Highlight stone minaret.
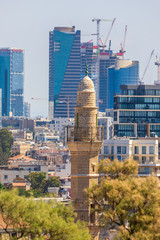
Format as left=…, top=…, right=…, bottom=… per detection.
left=67, top=74, right=103, bottom=240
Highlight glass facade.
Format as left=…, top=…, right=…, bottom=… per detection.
left=49, top=27, right=81, bottom=118
left=114, top=85, right=160, bottom=137
left=108, top=60, right=139, bottom=109
left=98, top=53, right=117, bottom=112
left=81, top=42, right=98, bottom=104
left=0, top=49, right=24, bottom=116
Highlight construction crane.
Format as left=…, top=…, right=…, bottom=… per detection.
left=155, top=55, right=160, bottom=84
left=140, top=49, right=154, bottom=83
left=121, top=25, right=127, bottom=59
left=99, top=18, right=116, bottom=53
left=31, top=97, right=47, bottom=101
left=56, top=96, right=76, bottom=118
left=92, top=18, right=112, bottom=47
left=103, top=18, right=116, bottom=52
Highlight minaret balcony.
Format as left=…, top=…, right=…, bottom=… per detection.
left=67, top=126, right=103, bottom=142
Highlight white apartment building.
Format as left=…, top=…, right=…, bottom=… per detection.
left=100, top=138, right=160, bottom=177
left=98, top=116, right=113, bottom=140
left=48, top=118, right=74, bottom=135
left=0, top=164, right=48, bottom=185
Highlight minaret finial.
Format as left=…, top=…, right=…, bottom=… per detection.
left=85, top=64, right=89, bottom=76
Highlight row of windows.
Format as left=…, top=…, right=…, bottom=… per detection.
left=104, top=146, right=127, bottom=154
left=119, top=111, right=160, bottom=117
left=117, top=97, right=160, bottom=103
left=134, top=146, right=154, bottom=154
left=121, top=89, right=160, bottom=96
left=119, top=117, right=160, bottom=124
left=104, top=145, right=154, bottom=156
left=134, top=156, right=154, bottom=163
left=115, top=103, right=160, bottom=110
left=114, top=124, right=134, bottom=130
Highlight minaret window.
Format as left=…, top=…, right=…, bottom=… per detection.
left=76, top=113, right=78, bottom=127
left=91, top=163, right=96, bottom=172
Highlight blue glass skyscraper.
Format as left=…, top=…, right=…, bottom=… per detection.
left=81, top=42, right=98, bottom=104
left=0, top=48, right=24, bottom=116
left=98, top=51, right=117, bottom=112
left=49, top=26, right=81, bottom=118
left=108, top=59, right=139, bottom=109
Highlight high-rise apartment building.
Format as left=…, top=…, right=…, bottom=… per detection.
left=114, top=84, right=160, bottom=137
left=108, top=59, right=139, bottom=108
left=49, top=26, right=81, bottom=119
left=98, top=51, right=117, bottom=112
left=81, top=42, right=98, bottom=96
left=24, top=102, right=30, bottom=118
left=0, top=48, right=24, bottom=116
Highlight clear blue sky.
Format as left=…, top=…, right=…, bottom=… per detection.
left=0, top=0, right=160, bottom=117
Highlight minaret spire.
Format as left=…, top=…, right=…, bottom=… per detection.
left=85, top=64, right=89, bottom=76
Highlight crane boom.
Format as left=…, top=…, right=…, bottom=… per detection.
left=104, top=18, right=116, bottom=47
left=142, top=50, right=154, bottom=81
left=123, top=25, right=127, bottom=53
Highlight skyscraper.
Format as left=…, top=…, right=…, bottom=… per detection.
left=108, top=59, right=139, bottom=108
left=24, top=102, right=30, bottom=118
left=98, top=51, right=117, bottom=112
left=0, top=48, right=24, bottom=116
left=49, top=26, right=81, bottom=119
left=81, top=42, right=98, bottom=103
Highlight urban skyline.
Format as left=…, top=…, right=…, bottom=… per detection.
left=0, top=0, right=160, bottom=117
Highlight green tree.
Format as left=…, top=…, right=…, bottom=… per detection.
left=87, top=159, right=160, bottom=240
left=41, top=176, right=61, bottom=193
left=0, top=128, right=14, bottom=154
left=0, top=190, right=91, bottom=240
left=0, top=128, right=14, bottom=165
left=0, top=151, right=10, bottom=165
left=26, top=172, right=46, bottom=190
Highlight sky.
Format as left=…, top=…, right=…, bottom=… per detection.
left=0, top=0, right=160, bottom=118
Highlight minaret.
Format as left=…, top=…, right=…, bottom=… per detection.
left=67, top=70, right=103, bottom=240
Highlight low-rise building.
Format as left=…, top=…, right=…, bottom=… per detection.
left=0, top=163, right=48, bottom=185
left=11, top=142, right=31, bottom=155
left=100, top=138, right=160, bottom=178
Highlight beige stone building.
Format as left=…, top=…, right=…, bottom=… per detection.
left=67, top=75, right=103, bottom=240
left=11, top=142, right=31, bottom=155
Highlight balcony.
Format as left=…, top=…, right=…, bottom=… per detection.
left=67, top=126, right=103, bottom=142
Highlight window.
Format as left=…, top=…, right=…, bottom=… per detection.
left=92, top=165, right=95, bottom=172
left=104, top=146, right=109, bottom=154
left=149, top=156, right=154, bottom=162
left=122, top=146, right=126, bottom=154
left=117, top=146, right=121, bottom=154
left=142, top=146, right=146, bottom=154
left=117, top=155, right=121, bottom=161
left=149, top=146, right=154, bottom=154
left=142, top=156, right=146, bottom=164
left=111, top=146, right=114, bottom=154
left=4, top=175, right=8, bottom=180
left=90, top=204, right=95, bottom=224
left=134, top=146, right=139, bottom=154
left=16, top=175, right=19, bottom=178
left=134, top=156, right=139, bottom=161
left=111, top=156, right=114, bottom=161
left=114, top=112, right=117, bottom=121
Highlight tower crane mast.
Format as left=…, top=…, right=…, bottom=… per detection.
left=92, top=18, right=112, bottom=47
left=155, top=55, right=160, bottom=84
